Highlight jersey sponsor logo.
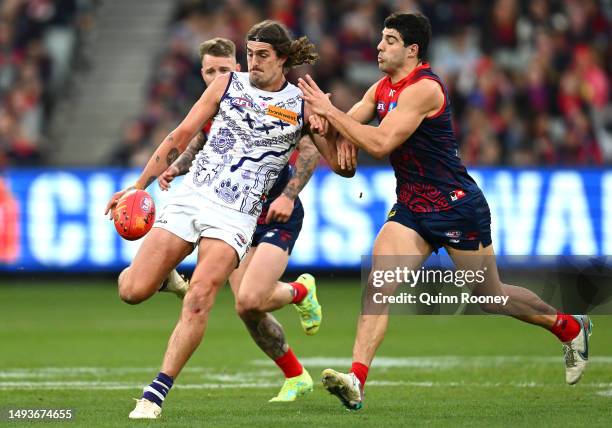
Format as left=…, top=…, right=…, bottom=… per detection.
left=235, top=233, right=248, bottom=246
left=449, top=189, right=466, bottom=202
left=266, top=105, right=298, bottom=125
left=231, top=97, right=253, bottom=109
left=388, top=102, right=397, bottom=112
left=445, top=230, right=462, bottom=239
left=389, top=89, right=396, bottom=97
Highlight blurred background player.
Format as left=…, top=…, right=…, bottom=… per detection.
left=104, top=20, right=320, bottom=419
left=300, top=12, right=593, bottom=410
left=157, top=37, right=323, bottom=403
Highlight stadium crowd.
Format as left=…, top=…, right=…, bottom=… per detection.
left=0, top=0, right=97, bottom=167
left=3, top=1, right=609, bottom=168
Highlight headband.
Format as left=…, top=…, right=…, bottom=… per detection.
left=247, top=35, right=277, bottom=44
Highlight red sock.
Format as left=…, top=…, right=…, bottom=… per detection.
left=290, top=281, right=308, bottom=304
left=550, top=313, right=581, bottom=342
left=274, top=348, right=303, bottom=378
left=350, top=362, right=369, bottom=387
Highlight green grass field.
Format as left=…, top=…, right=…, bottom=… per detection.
left=1, top=278, right=611, bottom=427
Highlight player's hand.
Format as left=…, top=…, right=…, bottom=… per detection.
left=309, top=114, right=329, bottom=135
left=104, top=186, right=135, bottom=219
left=158, top=165, right=180, bottom=191
left=298, top=75, right=334, bottom=117
left=265, top=194, right=294, bottom=224
left=338, top=139, right=358, bottom=170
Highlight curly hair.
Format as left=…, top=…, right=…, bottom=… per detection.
left=246, top=20, right=318, bottom=69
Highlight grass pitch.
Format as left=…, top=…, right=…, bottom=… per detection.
left=1, top=278, right=611, bottom=427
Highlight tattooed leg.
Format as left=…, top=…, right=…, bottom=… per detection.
left=241, top=313, right=289, bottom=360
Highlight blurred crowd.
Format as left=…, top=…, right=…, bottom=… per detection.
left=57, top=1, right=612, bottom=167
left=0, top=0, right=97, bottom=167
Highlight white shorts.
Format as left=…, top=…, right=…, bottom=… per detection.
left=153, top=186, right=257, bottom=262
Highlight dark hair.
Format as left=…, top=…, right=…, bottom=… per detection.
left=199, top=37, right=236, bottom=60
left=383, top=12, right=432, bottom=60
left=246, top=20, right=318, bottom=69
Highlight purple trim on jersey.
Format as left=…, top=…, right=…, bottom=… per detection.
left=219, top=72, right=234, bottom=102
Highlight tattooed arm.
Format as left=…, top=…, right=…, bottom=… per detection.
left=158, top=131, right=207, bottom=191
left=264, top=135, right=320, bottom=224
left=283, top=135, right=320, bottom=200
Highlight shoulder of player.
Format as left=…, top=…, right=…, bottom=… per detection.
left=204, top=72, right=233, bottom=100
left=365, top=78, right=385, bottom=101
left=396, top=78, right=443, bottom=111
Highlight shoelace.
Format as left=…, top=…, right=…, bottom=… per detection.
left=563, top=344, right=577, bottom=367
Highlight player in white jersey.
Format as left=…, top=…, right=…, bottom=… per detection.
left=104, top=21, right=323, bottom=419
left=158, top=37, right=324, bottom=403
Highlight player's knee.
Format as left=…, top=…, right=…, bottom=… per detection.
left=235, top=292, right=266, bottom=318
left=184, top=280, right=222, bottom=317
left=118, top=269, right=141, bottom=304
left=117, top=267, right=158, bottom=305
left=118, top=286, right=148, bottom=305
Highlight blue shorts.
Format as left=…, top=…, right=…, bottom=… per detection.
left=386, top=192, right=492, bottom=251
left=252, top=198, right=304, bottom=255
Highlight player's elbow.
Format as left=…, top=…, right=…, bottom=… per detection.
left=328, top=161, right=356, bottom=177
left=369, top=145, right=389, bottom=159
left=169, top=127, right=192, bottom=150
left=370, top=138, right=396, bottom=159
left=334, top=167, right=356, bottom=178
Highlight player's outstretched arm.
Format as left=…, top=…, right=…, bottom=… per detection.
left=299, top=74, right=443, bottom=159
left=158, top=132, right=207, bottom=191
left=104, top=73, right=229, bottom=216
left=304, top=79, right=379, bottom=173
left=306, top=109, right=356, bottom=177
left=308, top=129, right=352, bottom=177
left=265, top=135, right=321, bottom=223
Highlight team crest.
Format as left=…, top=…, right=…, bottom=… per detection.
left=210, top=128, right=236, bottom=155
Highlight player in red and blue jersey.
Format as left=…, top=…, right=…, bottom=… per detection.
left=155, top=37, right=322, bottom=405
left=299, top=12, right=592, bottom=410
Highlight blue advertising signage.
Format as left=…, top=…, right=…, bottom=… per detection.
left=0, top=167, right=611, bottom=272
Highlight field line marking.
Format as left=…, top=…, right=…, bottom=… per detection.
left=2, top=380, right=612, bottom=391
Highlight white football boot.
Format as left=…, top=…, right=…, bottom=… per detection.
left=128, top=398, right=161, bottom=419
left=321, top=369, right=364, bottom=410
left=159, top=269, right=189, bottom=299
left=563, top=315, right=593, bottom=385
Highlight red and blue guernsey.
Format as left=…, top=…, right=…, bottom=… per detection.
left=375, top=63, right=481, bottom=213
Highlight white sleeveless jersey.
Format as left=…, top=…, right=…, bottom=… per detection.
left=183, top=72, right=304, bottom=216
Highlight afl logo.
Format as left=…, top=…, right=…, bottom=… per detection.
left=231, top=97, right=253, bottom=109
left=141, top=197, right=152, bottom=213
